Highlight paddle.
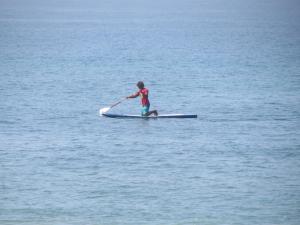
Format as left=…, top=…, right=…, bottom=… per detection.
left=99, top=98, right=126, bottom=115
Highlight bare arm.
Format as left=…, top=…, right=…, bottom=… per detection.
left=127, top=92, right=139, bottom=99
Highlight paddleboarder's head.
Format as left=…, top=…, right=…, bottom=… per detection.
left=137, top=81, right=144, bottom=89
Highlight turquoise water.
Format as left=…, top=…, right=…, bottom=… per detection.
left=1, top=0, right=300, bottom=224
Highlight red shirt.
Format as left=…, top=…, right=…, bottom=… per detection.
left=136, top=88, right=150, bottom=106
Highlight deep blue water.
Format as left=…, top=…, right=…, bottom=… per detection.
left=1, top=0, right=300, bottom=224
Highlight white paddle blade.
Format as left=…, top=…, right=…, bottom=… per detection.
left=99, top=107, right=110, bottom=115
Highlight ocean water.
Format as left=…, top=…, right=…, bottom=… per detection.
left=1, top=0, right=300, bottom=224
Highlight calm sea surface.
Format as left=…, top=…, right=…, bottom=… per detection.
left=1, top=0, right=300, bottom=224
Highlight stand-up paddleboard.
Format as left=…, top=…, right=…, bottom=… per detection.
left=102, top=113, right=197, bottom=119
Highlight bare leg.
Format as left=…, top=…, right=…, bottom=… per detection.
left=145, top=110, right=158, bottom=117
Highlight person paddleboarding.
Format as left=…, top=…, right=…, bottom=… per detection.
left=127, top=81, right=158, bottom=116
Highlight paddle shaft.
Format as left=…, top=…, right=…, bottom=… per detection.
left=110, top=99, right=125, bottom=109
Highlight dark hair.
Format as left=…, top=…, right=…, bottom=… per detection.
left=136, top=81, right=144, bottom=89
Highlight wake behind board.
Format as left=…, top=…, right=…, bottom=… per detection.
left=102, top=113, right=197, bottom=119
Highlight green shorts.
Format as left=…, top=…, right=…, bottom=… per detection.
left=141, top=105, right=150, bottom=116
